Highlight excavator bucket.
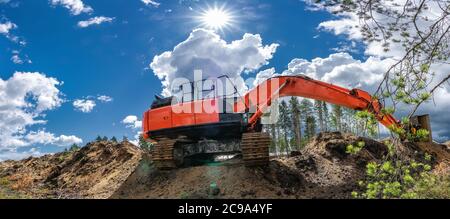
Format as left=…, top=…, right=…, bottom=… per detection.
left=410, top=114, right=432, bottom=142
left=409, top=115, right=449, bottom=163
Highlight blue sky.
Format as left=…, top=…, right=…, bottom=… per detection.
left=1, top=0, right=448, bottom=159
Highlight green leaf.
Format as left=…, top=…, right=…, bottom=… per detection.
left=420, top=64, right=430, bottom=73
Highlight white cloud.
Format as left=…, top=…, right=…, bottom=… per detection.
left=25, top=130, right=82, bottom=147
left=0, top=20, right=25, bottom=45
left=0, top=72, right=82, bottom=150
left=72, top=95, right=112, bottom=113
left=73, top=99, right=96, bottom=113
left=50, top=0, right=93, bottom=15
left=0, top=148, right=47, bottom=162
left=11, top=53, right=23, bottom=64
left=97, top=95, right=113, bottom=103
left=10, top=50, right=31, bottom=65
left=318, top=12, right=362, bottom=41
left=0, top=21, right=16, bottom=34
left=255, top=53, right=395, bottom=92
left=77, top=16, right=115, bottom=28
left=122, top=115, right=142, bottom=129
left=283, top=53, right=396, bottom=91
left=254, top=68, right=276, bottom=86
left=150, top=28, right=279, bottom=96
left=141, top=0, right=160, bottom=7
left=122, top=115, right=142, bottom=146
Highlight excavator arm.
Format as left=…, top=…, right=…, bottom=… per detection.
left=234, top=75, right=399, bottom=131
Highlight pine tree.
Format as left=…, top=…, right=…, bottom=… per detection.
left=69, top=143, right=80, bottom=152
left=322, top=101, right=329, bottom=132
left=289, top=97, right=302, bottom=150
left=278, top=100, right=291, bottom=155
left=305, top=116, right=317, bottom=139
left=122, top=136, right=129, bottom=142
left=314, top=100, right=325, bottom=132
left=300, top=99, right=315, bottom=141
left=111, top=136, right=118, bottom=143
left=102, top=136, right=108, bottom=142
left=270, top=123, right=277, bottom=155
left=342, top=108, right=357, bottom=133
left=332, top=105, right=343, bottom=131
left=275, top=122, right=281, bottom=156
left=96, top=135, right=102, bottom=142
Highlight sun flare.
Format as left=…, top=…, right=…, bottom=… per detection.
left=199, top=7, right=234, bottom=30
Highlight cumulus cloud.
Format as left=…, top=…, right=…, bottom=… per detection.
left=0, top=72, right=82, bottom=149
left=253, top=68, right=276, bottom=86
left=255, top=53, right=395, bottom=91
left=50, top=0, right=93, bottom=15
left=122, top=115, right=142, bottom=130
left=25, top=130, right=82, bottom=147
left=122, top=115, right=142, bottom=146
left=142, top=0, right=160, bottom=7
left=77, top=16, right=115, bottom=28
left=283, top=53, right=396, bottom=91
left=150, top=28, right=279, bottom=96
left=73, top=99, right=96, bottom=113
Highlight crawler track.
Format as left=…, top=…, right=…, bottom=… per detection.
left=151, top=139, right=178, bottom=170
left=241, top=132, right=271, bottom=166
left=151, top=133, right=271, bottom=170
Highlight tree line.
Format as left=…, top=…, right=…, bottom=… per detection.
left=264, top=97, right=378, bottom=155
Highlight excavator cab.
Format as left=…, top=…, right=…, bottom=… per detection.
left=151, top=95, right=173, bottom=109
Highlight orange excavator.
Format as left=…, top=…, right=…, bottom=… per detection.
left=142, top=75, right=428, bottom=170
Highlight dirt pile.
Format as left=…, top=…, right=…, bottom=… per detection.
left=1, top=132, right=447, bottom=199
left=111, top=158, right=305, bottom=199
left=112, top=132, right=390, bottom=199
left=0, top=140, right=141, bottom=198
left=445, top=141, right=450, bottom=147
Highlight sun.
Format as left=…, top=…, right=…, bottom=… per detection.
left=198, top=6, right=235, bottom=31
left=201, top=8, right=231, bottom=29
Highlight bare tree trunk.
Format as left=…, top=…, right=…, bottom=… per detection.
left=283, top=130, right=289, bottom=156
left=292, top=113, right=301, bottom=150
left=322, top=101, right=329, bottom=132
left=315, top=100, right=325, bottom=132
left=275, top=125, right=281, bottom=157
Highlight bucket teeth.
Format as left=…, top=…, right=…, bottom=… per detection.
left=241, top=132, right=271, bottom=167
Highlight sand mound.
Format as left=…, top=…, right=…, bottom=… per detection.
left=0, top=141, right=141, bottom=198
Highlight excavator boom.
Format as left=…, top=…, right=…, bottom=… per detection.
left=234, top=75, right=399, bottom=131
